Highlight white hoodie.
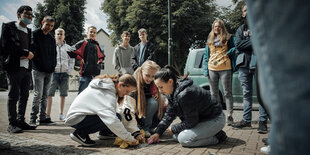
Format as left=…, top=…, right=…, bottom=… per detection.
left=65, top=78, right=134, bottom=142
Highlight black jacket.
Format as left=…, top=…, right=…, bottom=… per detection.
left=131, top=41, right=157, bottom=70
left=32, top=29, right=57, bottom=73
left=235, top=23, right=253, bottom=68
left=155, top=78, right=222, bottom=135
left=0, top=21, right=32, bottom=72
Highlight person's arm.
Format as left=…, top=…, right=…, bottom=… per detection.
left=202, top=45, right=210, bottom=77
left=170, top=90, right=200, bottom=135
left=112, top=48, right=121, bottom=74
left=154, top=99, right=177, bottom=136
left=146, top=42, right=157, bottom=61
left=235, top=26, right=252, bottom=54
left=131, top=46, right=139, bottom=71
left=97, top=105, right=135, bottom=142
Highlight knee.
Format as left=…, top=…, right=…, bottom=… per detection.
left=177, top=130, right=196, bottom=147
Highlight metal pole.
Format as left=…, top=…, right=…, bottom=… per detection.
left=168, top=0, right=173, bottom=65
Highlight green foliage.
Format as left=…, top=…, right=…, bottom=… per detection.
left=33, top=0, right=86, bottom=45
left=102, top=0, right=216, bottom=73
left=216, top=0, right=245, bottom=35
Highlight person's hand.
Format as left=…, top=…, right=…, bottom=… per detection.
left=136, top=134, right=144, bottom=142
left=129, top=139, right=138, bottom=146
left=152, top=93, right=158, bottom=99
left=27, top=51, right=34, bottom=60
left=97, top=60, right=101, bottom=64
left=81, top=59, right=84, bottom=64
left=166, top=127, right=173, bottom=136
left=148, top=133, right=160, bottom=144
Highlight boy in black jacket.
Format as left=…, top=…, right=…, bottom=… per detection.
left=29, top=16, right=57, bottom=126
left=0, top=5, right=36, bottom=133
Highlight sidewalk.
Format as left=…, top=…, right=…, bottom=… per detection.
left=0, top=91, right=268, bottom=155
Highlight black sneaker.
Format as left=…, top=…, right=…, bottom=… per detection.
left=257, top=121, right=268, bottom=134
left=262, top=138, right=269, bottom=145
left=227, top=116, right=234, bottom=126
left=29, top=120, right=37, bottom=126
left=70, top=131, right=96, bottom=146
left=232, top=120, right=252, bottom=129
left=7, top=125, right=23, bottom=133
left=17, top=121, right=37, bottom=130
left=215, top=130, right=227, bottom=143
left=39, top=118, right=56, bottom=125
left=98, top=132, right=116, bottom=140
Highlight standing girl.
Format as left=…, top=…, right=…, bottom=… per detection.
left=202, top=19, right=236, bottom=126
left=149, top=66, right=227, bottom=147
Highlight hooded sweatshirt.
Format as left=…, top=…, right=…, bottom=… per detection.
left=112, top=45, right=135, bottom=75
left=65, top=78, right=134, bottom=142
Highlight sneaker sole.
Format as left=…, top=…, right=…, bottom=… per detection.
left=98, top=135, right=116, bottom=140
left=70, top=133, right=96, bottom=146
left=39, top=122, right=57, bottom=126
left=257, top=130, right=268, bottom=134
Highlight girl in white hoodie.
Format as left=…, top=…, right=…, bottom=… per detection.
left=65, top=74, right=138, bottom=146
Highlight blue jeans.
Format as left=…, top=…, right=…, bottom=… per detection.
left=7, top=68, right=31, bottom=125
left=30, top=70, right=52, bottom=121
left=208, top=70, right=234, bottom=115
left=141, top=97, right=159, bottom=131
left=247, top=1, right=310, bottom=154
left=238, top=68, right=267, bottom=122
left=48, top=73, right=69, bottom=96
left=173, top=112, right=225, bottom=147
left=78, top=76, right=92, bottom=94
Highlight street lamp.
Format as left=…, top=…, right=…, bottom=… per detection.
left=168, top=0, right=173, bottom=65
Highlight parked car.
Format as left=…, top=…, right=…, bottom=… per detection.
left=184, top=48, right=257, bottom=109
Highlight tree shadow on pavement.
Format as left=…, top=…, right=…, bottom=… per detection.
left=25, top=128, right=74, bottom=135
left=1, top=144, right=100, bottom=155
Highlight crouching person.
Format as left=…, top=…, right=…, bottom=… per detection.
left=64, top=74, right=138, bottom=146
left=148, top=65, right=227, bottom=147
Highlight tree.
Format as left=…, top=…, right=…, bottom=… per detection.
left=33, top=0, right=86, bottom=45
left=216, top=0, right=245, bottom=34
left=102, top=0, right=216, bottom=73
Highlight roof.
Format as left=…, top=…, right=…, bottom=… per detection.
left=97, top=28, right=110, bottom=37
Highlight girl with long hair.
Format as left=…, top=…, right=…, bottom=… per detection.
left=203, top=19, right=236, bottom=126
left=133, top=60, right=163, bottom=137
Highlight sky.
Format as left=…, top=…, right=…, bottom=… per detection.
left=0, top=0, right=233, bottom=34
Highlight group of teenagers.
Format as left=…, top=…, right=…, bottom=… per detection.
left=1, top=4, right=269, bottom=149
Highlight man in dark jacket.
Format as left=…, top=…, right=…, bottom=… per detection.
left=131, top=28, right=157, bottom=71
left=29, top=16, right=57, bottom=126
left=0, top=5, right=36, bottom=133
left=233, top=4, right=268, bottom=133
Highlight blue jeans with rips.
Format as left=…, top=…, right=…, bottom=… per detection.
left=246, top=0, right=310, bottom=154
left=30, top=70, right=52, bottom=121
left=238, top=68, right=267, bottom=123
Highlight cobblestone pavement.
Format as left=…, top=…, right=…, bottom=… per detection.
left=0, top=91, right=269, bottom=155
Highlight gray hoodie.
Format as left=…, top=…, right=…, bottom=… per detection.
left=112, top=45, right=135, bottom=75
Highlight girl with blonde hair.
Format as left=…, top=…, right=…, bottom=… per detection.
left=133, top=60, right=163, bottom=137
left=203, top=19, right=236, bottom=126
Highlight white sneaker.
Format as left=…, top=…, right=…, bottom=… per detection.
left=261, top=145, right=270, bottom=154
left=59, top=114, right=65, bottom=121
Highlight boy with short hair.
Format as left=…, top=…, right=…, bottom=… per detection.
left=68, top=26, right=105, bottom=94
left=131, top=28, right=157, bottom=71
left=46, top=28, right=75, bottom=121
left=113, top=31, right=135, bottom=75
left=29, top=16, right=57, bottom=126
left=0, top=5, right=36, bottom=133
